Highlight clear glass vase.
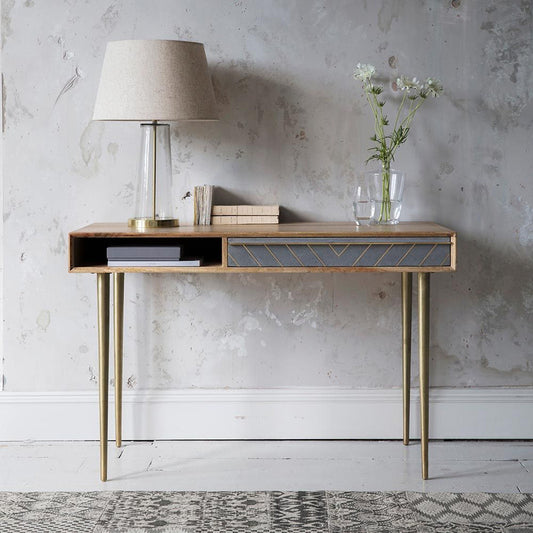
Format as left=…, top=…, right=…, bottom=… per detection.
left=365, top=166, right=405, bottom=225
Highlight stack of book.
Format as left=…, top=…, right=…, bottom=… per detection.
left=107, top=246, right=202, bottom=267
left=211, top=205, right=279, bottom=225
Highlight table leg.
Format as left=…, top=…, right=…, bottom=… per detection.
left=97, top=273, right=110, bottom=482
left=401, top=272, right=412, bottom=445
left=418, top=272, right=430, bottom=480
left=113, top=273, right=124, bottom=448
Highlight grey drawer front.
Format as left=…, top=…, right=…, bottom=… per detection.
left=227, top=237, right=451, bottom=268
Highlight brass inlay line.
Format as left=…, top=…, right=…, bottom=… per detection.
left=396, top=244, right=416, bottom=266
left=286, top=244, right=305, bottom=267
left=375, top=244, right=394, bottom=266
left=228, top=251, right=240, bottom=267
left=352, top=244, right=372, bottom=266
left=420, top=244, right=438, bottom=266
left=229, top=240, right=450, bottom=246
left=242, top=244, right=262, bottom=266
left=307, top=244, right=326, bottom=266
left=440, top=252, right=451, bottom=266
left=329, top=244, right=349, bottom=257
left=264, top=244, right=283, bottom=267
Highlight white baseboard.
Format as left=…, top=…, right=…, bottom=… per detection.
left=0, top=387, right=531, bottom=441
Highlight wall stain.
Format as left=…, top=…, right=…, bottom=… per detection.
left=1, top=0, right=15, bottom=47
left=275, top=95, right=305, bottom=132
left=5, top=83, right=34, bottom=128
left=100, top=2, right=121, bottom=33
left=79, top=121, right=104, bottom=172
left=480, top=2, right=531, bottom=129
left=518, top=204, right=533, bottom=247
left=378, top=1, right=400, bottom=33
left=36, top=310, right=50, bottom=332
left=51, top=232, right=66, bottom=255
left=107, top=142, right=119, bottom=157
left=116, top=181, right=134, bottom=206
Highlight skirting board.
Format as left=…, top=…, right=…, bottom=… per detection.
left=0, top=387, right=532, bottom=441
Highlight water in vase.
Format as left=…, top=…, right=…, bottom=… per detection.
left=373, top=200, right=402, bottom=224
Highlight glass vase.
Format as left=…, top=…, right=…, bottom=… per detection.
left=366, top=165, right=405, bottom=225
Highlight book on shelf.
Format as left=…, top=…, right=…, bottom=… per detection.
left=212, top=205, right=279, bottom=216
left=107, top=258, right=202, bottom=267
left=194, top=185, right=213, bottom=225
left=106, top=246, right=181, bottom=261
left=211, top=215, right=279, bottom=225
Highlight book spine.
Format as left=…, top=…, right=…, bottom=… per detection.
left=211, top=215, right=279, bottom=225
left=195, top=185, right=213, bottom=225
left=211, top=215, right=238, bottom=224
left=212, top=205, right=279, bottom=216
left=212, top=205, right=238, bottom=215
left=237, top=205, right=279, bottom=216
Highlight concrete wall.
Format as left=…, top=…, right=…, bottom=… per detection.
left=1, top=0, right=532, bottom=395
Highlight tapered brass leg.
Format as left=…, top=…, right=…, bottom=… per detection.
left=418, top=272, right=430, bottom=480
left=402, top=272, right=412, bottom=445
left=114, top=273, right=124, bottom=448
left=97, top=273, right=110, bottom=482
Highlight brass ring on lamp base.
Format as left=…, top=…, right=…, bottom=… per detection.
left=128, top=218, right=180, bottom=229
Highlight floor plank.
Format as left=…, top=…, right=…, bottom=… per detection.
left=0, top=441, right=530, bottom=492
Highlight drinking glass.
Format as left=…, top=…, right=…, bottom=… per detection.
left=353, top=176, right=375, bottom=226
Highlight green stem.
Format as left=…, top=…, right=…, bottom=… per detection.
left=379, top=160, right=391, bottom=223
left=401, top=98, right=424, bottom=130
left=393, top=91, right=409, bottom=134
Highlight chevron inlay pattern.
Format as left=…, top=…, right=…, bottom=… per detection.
left=228, top=237, right=451, bottom=268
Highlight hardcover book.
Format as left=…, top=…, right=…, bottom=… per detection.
left=211, top=215, right=279, bottom=225
left=211, top=205, right=279, bottom=216
left=106, top=246, right=181, bottom=260
left=107, top=258, right=202, bottom=267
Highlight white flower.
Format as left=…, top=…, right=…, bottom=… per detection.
left=354, top=63, right=376, bottom=82
left=424, top=78, right=443, bottom=97
left=396, top=75, right=421, bottom=91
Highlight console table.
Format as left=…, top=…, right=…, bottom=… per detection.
left=68, top=222, right=456, bottom=481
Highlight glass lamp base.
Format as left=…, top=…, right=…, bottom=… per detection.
left=128, top=218, right=180, bottom=229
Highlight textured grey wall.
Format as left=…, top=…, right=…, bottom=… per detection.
left=1, top=0, right=532, bottom=392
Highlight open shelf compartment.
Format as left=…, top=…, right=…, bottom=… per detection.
left=69, top=236, right=223, bottom=270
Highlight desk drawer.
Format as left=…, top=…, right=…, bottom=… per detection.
left=227, top=237, right=452, bottom=268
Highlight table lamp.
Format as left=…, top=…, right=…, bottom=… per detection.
left=93, top=40, right=218, bottom=228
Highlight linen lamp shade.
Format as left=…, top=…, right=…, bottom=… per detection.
left=93, top=40, right=218, bottom=121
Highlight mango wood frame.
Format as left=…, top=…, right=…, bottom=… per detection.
left=69, top=222, right=457, bottom=481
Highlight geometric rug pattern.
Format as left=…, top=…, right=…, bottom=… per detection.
left=1, top=491, right=533, bottom=532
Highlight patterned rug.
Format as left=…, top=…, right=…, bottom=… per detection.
left=1, top=491, right=533, bottom=532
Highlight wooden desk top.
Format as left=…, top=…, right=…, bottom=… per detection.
left=71, top=221, right=455, bottom=238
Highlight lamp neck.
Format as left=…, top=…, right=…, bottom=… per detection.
left=140, top=121, right=169, bottom=127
